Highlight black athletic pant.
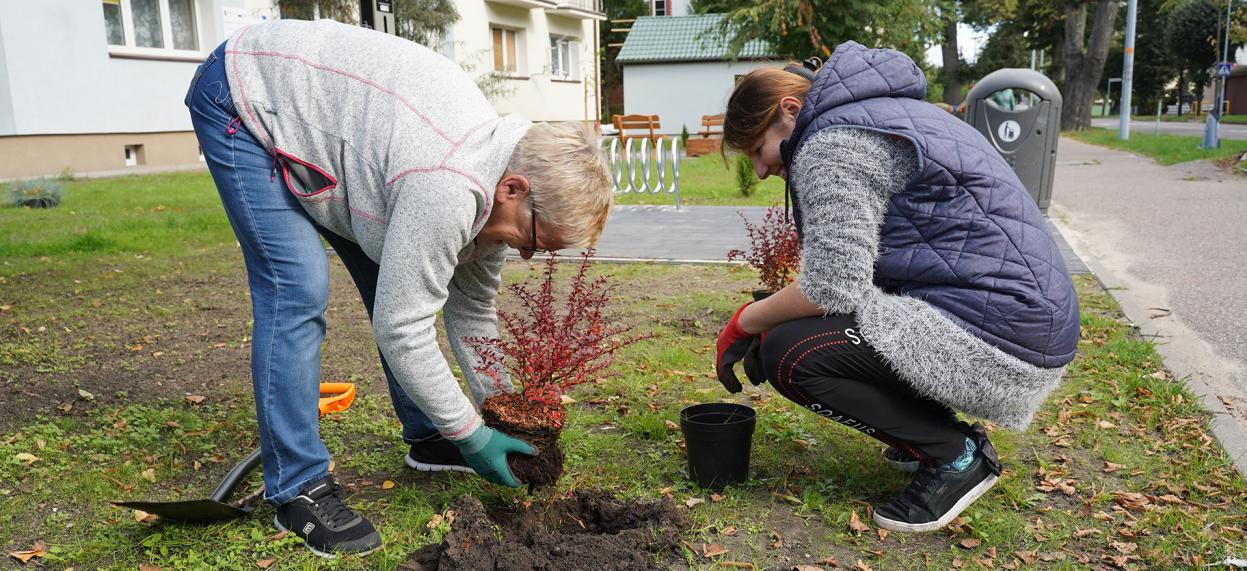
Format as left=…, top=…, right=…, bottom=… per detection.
left=759, top=314, right=971, bottom=465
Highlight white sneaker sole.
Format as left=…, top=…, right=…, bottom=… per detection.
left=404, top=453, right=476, bottom=474
left=873, top=474, right=999, bottom=533
left=274, top=515, right=382, bottom=559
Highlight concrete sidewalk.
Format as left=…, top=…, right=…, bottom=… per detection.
left=574, top=204, right=1087, bottom=274
left=1050, top=137, right=1247, bottom=476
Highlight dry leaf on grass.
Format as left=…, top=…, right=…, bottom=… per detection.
left=664, top=420, right=680, bottom=431
left=792, top=566, right=824, bottom=571
left=138, top=565, right=161, bottom=571
left=14, top=453, right=38, bottom=465
left=684, top=497, right=705, bottom=508
left=958, top=538, right=982, bottom=549
left=1103, top=461, right=1125, bottom=473
left=701, top=543, right=728, bottom=558
left=8, top=541, right=48, bottom=563
left=141, top=468, right=156, bottom=482
left=852, top=560, right=873, bottom=571
left=720, top=525, right=737, bottom=536
left=719, top=563, right=756, bottom=570
left=848, top=510, right=871, bottom=533
left=710, top=493, right=724, bottom=502
left=255, top=560, right=274, bottom=568
left=1073, top=528, right=1101, bottom=538
left=133, top=509, right=157, bottom=523
left=78, top=389, right=95, bottom=400
left=816, top=556, right=839, bottom=567
left=185, top=395, right=206, bottom=405
left=1014, top=550, right=1038, bottom=565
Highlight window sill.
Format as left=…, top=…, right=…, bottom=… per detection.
left=109, top=45, right=206, bottom=63
left=550, top=78, right=581, bottom=84
left=501, top=74, right=532, bottom=80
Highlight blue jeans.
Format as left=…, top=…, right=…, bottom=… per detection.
left=186, top=43, right=438, bottom=505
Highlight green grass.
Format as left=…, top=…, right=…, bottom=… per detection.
left=1104, top=114, right=1247, bottom=125
left=612, top=154, right=786, bottom=207
left=0, top=172, right=235, bottom=277
left=3, top=171, right=1247, bottom=569
left=1065, top=127, right=1247, bottom=165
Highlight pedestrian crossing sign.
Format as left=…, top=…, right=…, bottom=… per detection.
left=1216, top=62, right=1234, bottom=77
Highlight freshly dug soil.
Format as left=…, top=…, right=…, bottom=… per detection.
left=404, top=491, right=689, bottom=570
left=481, top=393, right=565, bottom=490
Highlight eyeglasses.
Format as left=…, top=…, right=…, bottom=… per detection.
left=520, top=197, right=551, bottom=255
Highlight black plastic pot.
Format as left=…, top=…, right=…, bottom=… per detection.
left=679, top=403, right=756, bottom=490
left=751, top=289, right=773, bottom=302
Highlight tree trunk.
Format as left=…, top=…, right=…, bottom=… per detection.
left=1060, top=0, right=1119, bottom=130
left=941, top=18, right=962, bottom=106
left=1177, top=68, right=1185, bottom=116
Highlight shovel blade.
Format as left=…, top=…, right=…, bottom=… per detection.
left=113, top=499, right=250, bottom=523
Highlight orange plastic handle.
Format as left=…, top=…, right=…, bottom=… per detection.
left=317, top=383, right=356, bottom=417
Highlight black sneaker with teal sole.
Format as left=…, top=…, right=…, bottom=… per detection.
left=873, top=424, right=1002, bottom=533
left=275, top=475, right=382, bottom=558
left=405, top=435, right=476, bottom=473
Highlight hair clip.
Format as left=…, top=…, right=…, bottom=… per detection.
left=802, top=57, right=822, bottom=72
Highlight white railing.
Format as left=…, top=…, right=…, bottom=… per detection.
left=602, top=136, right=682, bottom=209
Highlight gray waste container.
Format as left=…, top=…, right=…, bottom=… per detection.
left=964, top=69, right=1062, bottom=212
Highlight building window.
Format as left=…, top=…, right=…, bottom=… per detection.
left=652, top=0, right=667, bottom=16
left=549, top=36, right=578, bottom=80
left=104, top=0, right=198, bottom=51
left=492, top=27, right=519, bottom=74
left=124, top=145, right=144, bottom=167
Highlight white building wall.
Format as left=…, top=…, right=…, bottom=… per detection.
left=623, top=60, right=779, bottom=135
left=448, top=1, right=599, bottom=123
left=0, top=0, right=599, bottom=137
left=0, top=0, right=252, bottom=136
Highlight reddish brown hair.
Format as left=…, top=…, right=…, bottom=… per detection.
left=722, top=66, right=813, bottom=156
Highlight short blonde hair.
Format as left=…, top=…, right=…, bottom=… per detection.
left=509, top=122, right=613, bottom=248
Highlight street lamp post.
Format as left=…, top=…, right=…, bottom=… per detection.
left=1120, top=0, right=1138, bottom=140
left=1203, top=0, right=1234, bottom=149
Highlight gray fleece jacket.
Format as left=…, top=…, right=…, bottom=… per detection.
left=792, top=128, right=1065, bottom=429
left=225, top=19, right=531, bottom=440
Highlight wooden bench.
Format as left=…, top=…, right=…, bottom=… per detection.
left=612, top=114, right=662, bottom=147
left=685, top=113, right=724, bottom=157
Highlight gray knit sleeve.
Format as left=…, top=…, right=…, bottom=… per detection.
left=791, top=128, right=919, bottom=314
left=443, top=243, right=511, bottom=406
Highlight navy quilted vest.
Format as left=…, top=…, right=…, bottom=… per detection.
left=779, top=42, right=1079, bottom=368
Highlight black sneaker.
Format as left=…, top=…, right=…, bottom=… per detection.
left=873, top=425, right=1002, bottom=533
left=405, top=435, right=476, bottom=473
left=882, top=446, right=920, bottom=473
left=275, top=475, right=382, bottom=558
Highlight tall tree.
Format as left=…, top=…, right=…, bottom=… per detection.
left=1060, top=0, right=1119, bottom=130
left=712, top=0, right=944, bottom=66
left=1166, top=0, right=1221, bottom=113
left=600, top=0, right=651, bottom=119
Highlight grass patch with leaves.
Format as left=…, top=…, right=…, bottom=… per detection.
left=4, top=258, right=1246, bottom=569
left=3, top=172, right=1245, bottom=569
left=1065, top=127, right=1247, bottom=166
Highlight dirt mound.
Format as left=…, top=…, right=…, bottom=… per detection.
left=404, top=490, right=689, bottom=570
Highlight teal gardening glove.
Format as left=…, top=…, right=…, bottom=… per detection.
left=454, top=425, right=537, bottom=488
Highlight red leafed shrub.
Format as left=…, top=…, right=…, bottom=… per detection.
left=465, top=250, right=647, bottom=428
left=727, top=206, right=801, bottom=292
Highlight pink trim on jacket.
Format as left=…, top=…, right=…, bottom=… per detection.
left=228, top=42, right=498, bottom=232
left=227, top=48, right=455, bottom=144
left=275, top=148, right=337, bottom=198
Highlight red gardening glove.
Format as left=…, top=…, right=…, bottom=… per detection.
left=715, top=303, right=757, bottom=393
